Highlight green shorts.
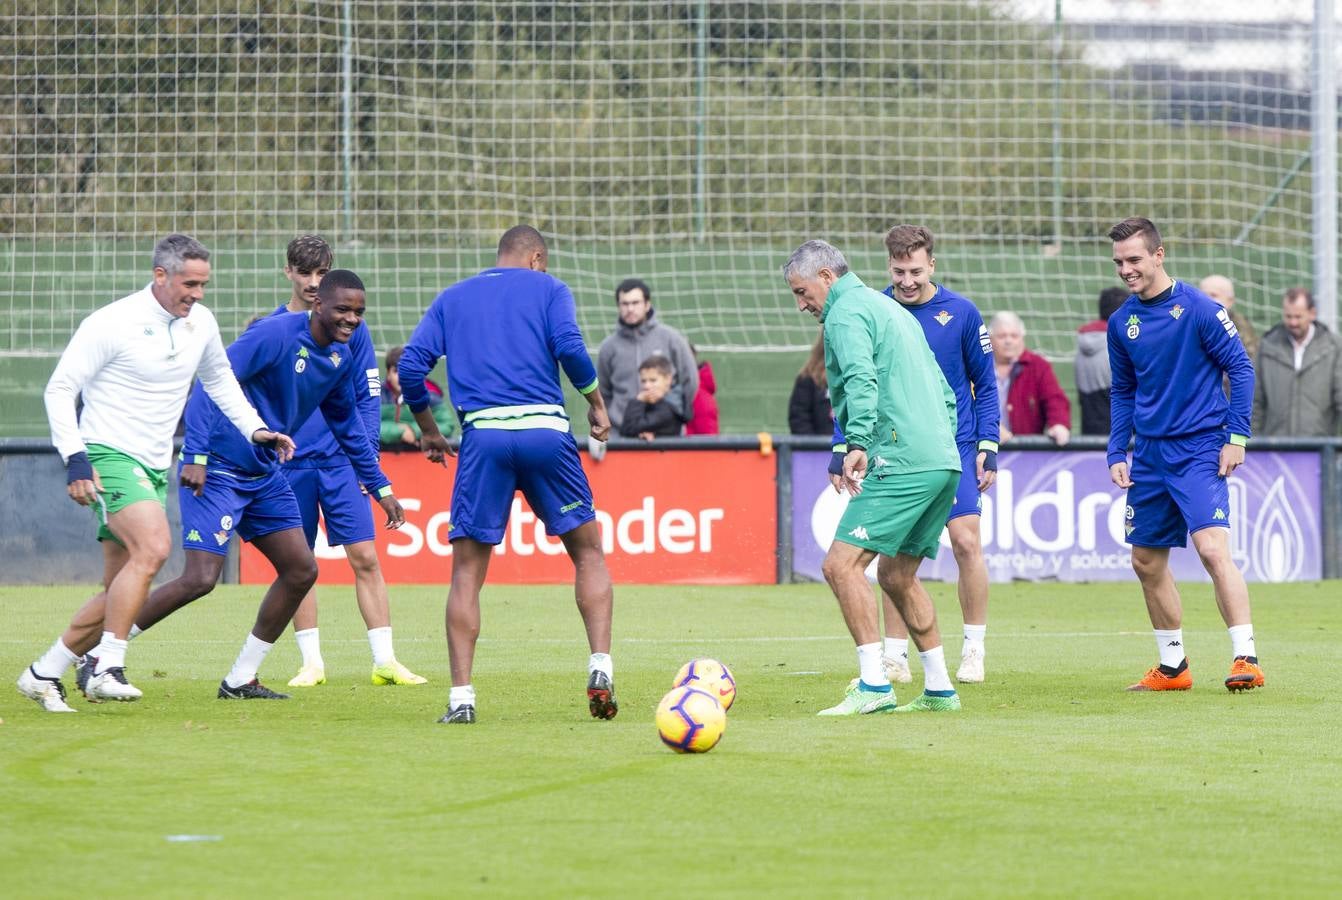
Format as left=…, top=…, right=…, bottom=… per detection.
left=835, top=468, right=959, bottom=559
left=87, top=444, right=169, bottom=544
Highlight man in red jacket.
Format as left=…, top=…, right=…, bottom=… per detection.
left=990, top=311, right=1071, bottom=444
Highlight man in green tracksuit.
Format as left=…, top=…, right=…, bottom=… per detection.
left=783, top=239, right=963, bottom=715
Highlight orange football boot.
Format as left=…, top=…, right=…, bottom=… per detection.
left=1225, top=657, right=1265, bottom=692
left=1126, top=663, right=1192, bottom=691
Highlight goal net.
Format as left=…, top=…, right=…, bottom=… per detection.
left=1, top=0, right=1321, bottom=432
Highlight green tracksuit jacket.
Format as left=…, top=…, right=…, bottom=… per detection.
left=821, top=272, right=960, bottom=475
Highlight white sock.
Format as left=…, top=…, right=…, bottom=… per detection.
left=294, top=628, right=323, bottom=669
left=963, top=623, right=986, bottom=650
left=588, top=652, right=613, bottom=678
left=367, top=627, right=394, bottom=667
left=32, top=638, right=79, bottom=680
left=883, top=636, right=908, bottom=662
left=93, top=632, right=128, bottom=674
left=1154, top=628, right=1185, bottom=668
left=449, top=683, right=476, bottom=711
left=857, top=642, right=890, bottom=689
left=225, top=633, right=274, bottom=689
left=1228, top=623, right=1256, bottom=658
left=919, top=645, right=954, bottom=693
left=128, top=624, right=142, bottom=640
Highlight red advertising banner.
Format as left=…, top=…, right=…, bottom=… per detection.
left=240, top=449, right=777, bottom=585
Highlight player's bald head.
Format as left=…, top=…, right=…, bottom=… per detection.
left=497, top=225, right=548, bottom=269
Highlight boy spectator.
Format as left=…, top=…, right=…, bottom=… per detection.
left=685, top=345, right=720, bottom=435
left=380, top=345, right=455, bottom=449
left=619, top=354, right=686, bottom=440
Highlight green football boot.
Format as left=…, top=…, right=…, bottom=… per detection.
left=817, top=682, right=898, bottom=716
left=893, top=691, right=961, bottom=713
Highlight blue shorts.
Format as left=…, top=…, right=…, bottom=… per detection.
left=283, top=463, right=376, bottom=549
left=179, top=464, right=304, bottom=556
left=1125, top=431, right=1231, bottom=549
left=450, top=427, right=595, bottom=545
left=946, top=441, right=984, bottom=523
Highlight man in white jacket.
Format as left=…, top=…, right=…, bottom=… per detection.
left=16, top=234, right=294, bottom=712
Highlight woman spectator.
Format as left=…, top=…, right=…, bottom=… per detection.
left=788, top=333, right=833, bottom=435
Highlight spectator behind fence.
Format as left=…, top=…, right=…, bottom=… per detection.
left=597, top=278, right=697, bottom=433
left=619, top=354, right=686, bottom=441
left=1252, top=287, right=1342, bottom=436
left=788, top=331, right=833, bottom=434
left=380, top=345, right=454, bottom=449
left=991, top=311, right=1070, bottom=445
left=1076, top=287, right=1129, bottom=436
left=685, top=344, right=719, bottom=435
left=1200, top=274, right=1259, bottom=361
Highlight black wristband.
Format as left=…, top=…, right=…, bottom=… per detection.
left=981, top=449, right=998, bottom=472
left=66, top=451, right=94, bottom=484
left=827, top=451, right=845, bottom=476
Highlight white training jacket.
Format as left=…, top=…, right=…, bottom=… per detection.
left=45, top=284, right=268, bottom=471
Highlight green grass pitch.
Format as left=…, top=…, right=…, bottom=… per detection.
left=2, top=580, right=1339, bottom=897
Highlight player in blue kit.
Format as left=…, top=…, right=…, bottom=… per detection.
left=80, top=270, right=406, bottom=700
left=832, top=225, right=999, bottom=683
left=271, top=236, right=426, bottom=689
left=397, top=225, right=617, bottom=725
left=1106, top=217, right=1264, bottom=693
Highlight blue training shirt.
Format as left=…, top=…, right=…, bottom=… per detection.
left=832, top=283, right=998, bottom=452
left=266, top=304, right=381, bottom=469
left=181, top=311, right=391, bottom=493
left=1106, top=280, right=1254, bottom=466
left=398, top=267, right=598, bottom=423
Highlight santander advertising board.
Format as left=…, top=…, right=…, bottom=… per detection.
left=241, top=449, right=777, bottom=584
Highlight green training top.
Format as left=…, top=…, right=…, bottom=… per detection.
left=821, top=271, right=961, bottom=475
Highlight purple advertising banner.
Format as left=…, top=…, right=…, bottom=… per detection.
left=790, top=451, right=1322, bottom=583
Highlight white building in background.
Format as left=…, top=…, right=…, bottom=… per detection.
left=1003, top=0, right=1324, bottom=88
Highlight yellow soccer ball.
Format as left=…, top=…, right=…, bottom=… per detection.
left=673, top=658, right=737, bottom=711
left=656, top=686, right=726, bottom=753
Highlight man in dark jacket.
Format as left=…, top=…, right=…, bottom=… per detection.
left=1076, top=287, right=1129, bottom=435
left=1252, top=287, right=1342, bottom=436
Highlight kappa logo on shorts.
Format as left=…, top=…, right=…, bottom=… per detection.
left=849, top=526, right=870, bottom=541
left=186, top=529, right=202, bottom=542
left=1213, top=508, right=1227, bottom=520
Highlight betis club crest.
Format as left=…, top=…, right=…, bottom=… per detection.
left=933, top=310, right=954, bottom=326
left=1170, top=304, right=1184, bottom=320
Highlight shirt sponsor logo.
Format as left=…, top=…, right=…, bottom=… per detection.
left=1125, top=314, right=1141, bottom=340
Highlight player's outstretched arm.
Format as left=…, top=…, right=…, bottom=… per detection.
left=252, top=429, right=296, bottom=463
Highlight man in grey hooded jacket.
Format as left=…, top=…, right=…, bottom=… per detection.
left=1075, top=286, right=1128, bottom=435
left=597, top=278, right=699, bottom=432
